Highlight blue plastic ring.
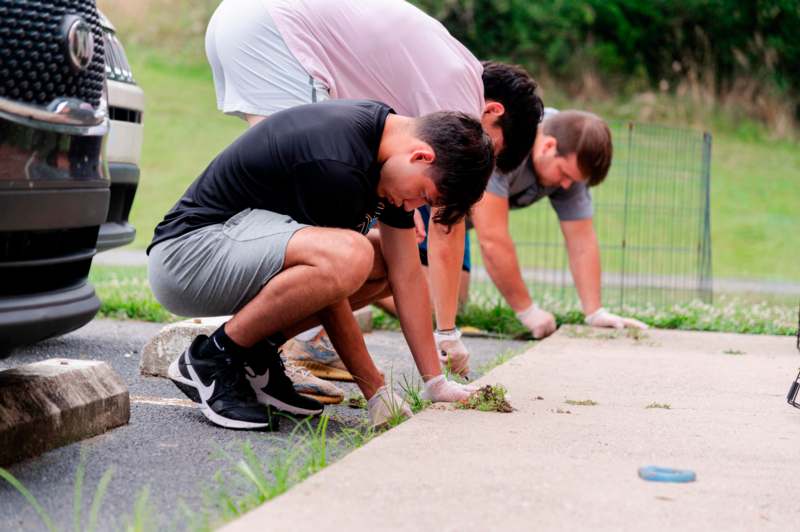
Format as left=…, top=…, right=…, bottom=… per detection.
left=638, top=466, right=696, bottom=483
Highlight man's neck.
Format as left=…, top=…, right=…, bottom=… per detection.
left=378, top=114, right=415, bottom=163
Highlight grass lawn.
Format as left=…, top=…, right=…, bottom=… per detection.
left=124, top=45, right=799, bottom=283
left=89, top=265, right=796, bottom=335
left=126, top=46, right=246, bottom=249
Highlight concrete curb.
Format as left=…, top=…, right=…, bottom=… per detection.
left=0, top=359, right=129, bottom=466
left=140, top=307, right=373, bottom=378
left=221, top=327, right=800, bottom=531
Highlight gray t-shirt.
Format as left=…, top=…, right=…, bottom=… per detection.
left=485, top=155, right=593, bottom=221
left=485, top=107, right=593, bottom=221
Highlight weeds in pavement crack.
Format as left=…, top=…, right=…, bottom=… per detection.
left=565, top=399, right=598, bottom=406
left=400, top=375, right=432, bottom=414
left=458, top=384, right=513, bottom=413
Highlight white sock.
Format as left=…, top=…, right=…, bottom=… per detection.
left=295, top=325, right=323, bottom=342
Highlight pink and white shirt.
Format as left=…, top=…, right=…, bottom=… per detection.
left=264, top=0, right=485, bottom=118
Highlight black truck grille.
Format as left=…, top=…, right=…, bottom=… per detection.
left=0, top=227, right=98, bottom=296
left=0, top=0, right=105, bottom=108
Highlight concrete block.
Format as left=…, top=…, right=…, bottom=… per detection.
left=353, top=306, right=373, bottom=333
left=140, top=307, right=374, bottom=378
left=139, top=316, right=227, bottom=378
left=0, top=359, right=129, bottom=466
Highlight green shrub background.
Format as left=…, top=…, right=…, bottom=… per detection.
left=98, top=0, right=799, bottom=283
left=411, top=0, right=799, bottom=129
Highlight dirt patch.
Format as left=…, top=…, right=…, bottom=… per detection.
left=561, top=325, right=660, bottom=346
left=565, top=399, right=598, bottom=406
left=347, top=393, right=367, bottom=409
left=458, top=385, right=514, bottom=413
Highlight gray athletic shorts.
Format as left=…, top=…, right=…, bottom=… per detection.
left=148, top=209, right=308, bottom=317
left=205, top=0, right=329, bottom=118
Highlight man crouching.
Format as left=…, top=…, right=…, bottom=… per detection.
left=147, top=100, right=493, bottom=430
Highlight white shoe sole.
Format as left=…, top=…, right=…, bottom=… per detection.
left=170, top=354, right=272, bottom=430
left=253, top=387, right=323, bottom=416
left=197, top=403, right=273, bottom=430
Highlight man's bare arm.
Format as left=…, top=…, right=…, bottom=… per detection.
left=560, top=218, right=647, bottom=329
left=378, top=222, right=442, bottom=380
left=470, top=191, right=532, bottom=312
left=472, top=192, right=556, bottom=338
left=426, top=213, right=465, bottom=330
left=559, top=218, right=602, bottom=315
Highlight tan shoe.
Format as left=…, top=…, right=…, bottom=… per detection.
left=282, top=355, right=345, bottom=405
left=284, top=332, right=355, bottom=382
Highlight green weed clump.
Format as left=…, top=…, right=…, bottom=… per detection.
left=458, top=385, right=513, bottom=413
left=206, top=415, right=339, bottom=525
left=646, top=402, right=672, bottom=409
left=399, top=375, right=432, bottom=414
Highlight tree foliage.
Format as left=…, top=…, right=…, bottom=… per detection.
left=411, top=0, right=800, bottom=115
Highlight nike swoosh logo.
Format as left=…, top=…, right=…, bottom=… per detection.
left=187, top=359, right=216, bottom=403
left=246, top=367, right=269, bottom=391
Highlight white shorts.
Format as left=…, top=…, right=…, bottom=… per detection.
left=205, top=0, right=330, bottom=118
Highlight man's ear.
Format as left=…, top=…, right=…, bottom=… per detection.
left=483, top=100, right=505, bottom=118
left=541, top=135, right=558, bottom=156
left=411, top=148, right=435, bottom=164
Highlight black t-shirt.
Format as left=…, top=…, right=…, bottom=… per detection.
left=148, top=100, right=414, bottom=252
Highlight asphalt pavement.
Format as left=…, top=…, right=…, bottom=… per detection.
left=0, top=318, right=526, bottom=531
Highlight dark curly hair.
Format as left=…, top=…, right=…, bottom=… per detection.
left=482, top=61, right=544, bottom=173
left=415, top=111, right=496, bottom=226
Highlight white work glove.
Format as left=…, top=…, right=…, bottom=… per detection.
left=516, top=303, right=557, bottom=339
left=585, top=308, right=648, bottom=330
left=434, top=328, right=470, bottom=377
left=368, top=385, right=413, bottom=427
left=421, top=375, right=478, bottom=403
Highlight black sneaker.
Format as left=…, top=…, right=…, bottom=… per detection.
left=168, top=335, right=277, bottom=431
left=244, top=342, right=324, bottom=416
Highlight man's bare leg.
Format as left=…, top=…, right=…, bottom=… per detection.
left=318, top=299, right=383, bottom=398
left=289, top=230, right=448, bottom=383
left=266, top=235, right=391, bottom=337
left=244, top=113, right=267, bottom=128
left=225, top=227, right=373, bottom=347
left=223, top=226, right=391, bottom=399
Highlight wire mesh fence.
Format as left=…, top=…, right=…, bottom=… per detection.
left=469, top=121, right=713, bottom=312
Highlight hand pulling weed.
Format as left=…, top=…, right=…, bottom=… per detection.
left=458, top=384, right=514, bottom=413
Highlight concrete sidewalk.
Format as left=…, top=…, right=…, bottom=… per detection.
left=224, top=327, right=800, bottom=531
